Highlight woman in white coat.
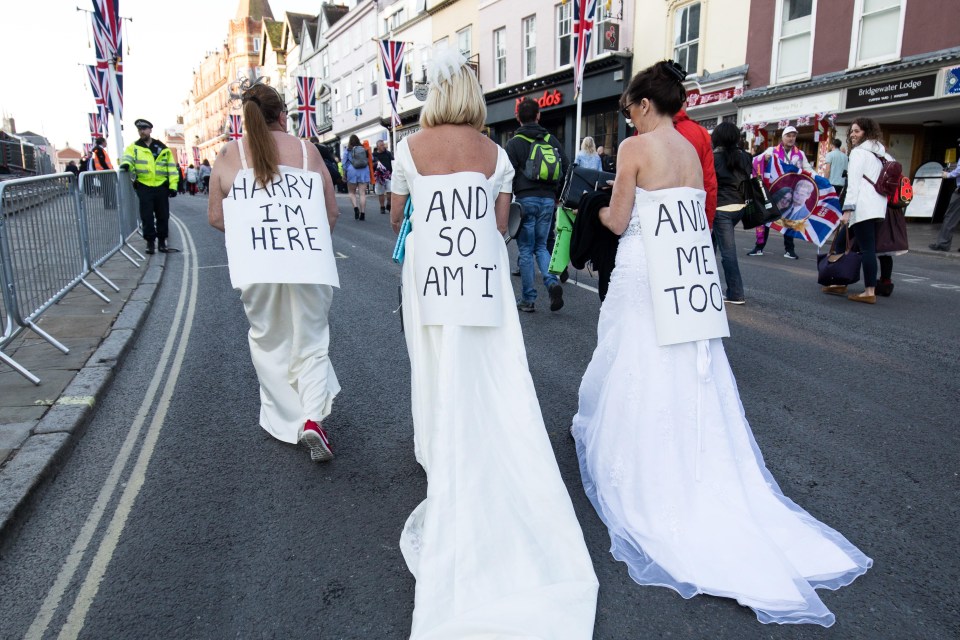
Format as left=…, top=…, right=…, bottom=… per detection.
left=827, top=118, right=890, bottom=304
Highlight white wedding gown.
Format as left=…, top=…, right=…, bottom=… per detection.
left=572, top=187, right=872, bottom=627
left=393, top=141, right=599, bottom=639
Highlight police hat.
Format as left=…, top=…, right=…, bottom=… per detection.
left=135, top=119, right=153, bottom=129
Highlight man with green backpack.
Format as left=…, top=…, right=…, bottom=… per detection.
left=506, top=98, right=569, bottom=312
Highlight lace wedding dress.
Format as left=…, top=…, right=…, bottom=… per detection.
left=572, top=187, right=872, bottom=627
left=393, top=139, right=599, bottom=639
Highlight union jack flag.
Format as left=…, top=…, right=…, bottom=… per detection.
left=572, top=0, right=597, bottom=98
left=193, top=146, right=201, bottom=166
left=754, top=153, right=841, bottom=247
left=296, top=76, right=318, bottom=139
left=83, top=143, right=94, bottom=156
left=379, top=40, right=405, bottom=126
left=88, top=112, right=105, bottom=139
left=227, top=114, right=243, bottom=140
left=91, top=8, right=123, bottom=118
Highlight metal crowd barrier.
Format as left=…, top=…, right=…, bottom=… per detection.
left=0, top=170, right=143, bottom=385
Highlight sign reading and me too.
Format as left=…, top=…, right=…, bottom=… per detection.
left=223, top=167, right=340, bottom=289
left=638, top=188, right=730, bottom=346
left=412, top=173, right=502, bottom=327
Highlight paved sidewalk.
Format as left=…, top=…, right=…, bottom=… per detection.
left=0, top=249, right=165, bottom=535
left=0, top=214, right=953, bottom=538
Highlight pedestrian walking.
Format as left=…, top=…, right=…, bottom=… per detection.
left=826, top=117, right=895, bottom=304
left=207, top=80, right=341, bottom=463
left=65, top=160, right=79, bottom=177
left=344, top=135, right=370, bottom=220
left=91, top=136, right=117, bottom=209
left=372, top=140, right=394, bottom=215
left=120, top=119, right=179, bottom=254
left=572, top=60, right=872, bottom=627
left=823, top=138, right=848, bottom=198
left=748, top=126, right=812, bottom=259
left=928, top=147, right=960, bottom=252
left=186, top=164, right=199, bottom=195
left=506, top=97, right=568, bottom=312
left=711, top=121, right=751, bottom=305
left=575, top=136, right=603, bottom=170
left=199, top=159, right=212, bottom=194
left=596, top=144, right=615, bottom=172
left=389, top=47, right=598, bottom=639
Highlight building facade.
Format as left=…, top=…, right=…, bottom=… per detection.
left=737, top=0, right=960, bottom=220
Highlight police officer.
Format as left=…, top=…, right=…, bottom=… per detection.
left=120, top=118, right=179, bottom=254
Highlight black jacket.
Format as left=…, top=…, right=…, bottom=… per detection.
left=505, top=123, right=569, bottom=199
left=570, top=189, right=618, bottom=301
left=713, top=148, right=752, bottom=208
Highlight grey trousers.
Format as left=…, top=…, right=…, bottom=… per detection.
left=933, top=190, right=960, bottom=249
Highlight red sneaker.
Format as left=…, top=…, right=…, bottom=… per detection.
left=299, top=420, right=333, bottom=462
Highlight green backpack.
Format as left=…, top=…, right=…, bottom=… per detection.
left=515, top=133, right=562, bottom=183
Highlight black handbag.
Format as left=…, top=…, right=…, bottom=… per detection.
left=739, top=176, right=778, bottom=229
left=817, top=224, right=862, bottom=286
left=561, top=164, right=615, bottom=210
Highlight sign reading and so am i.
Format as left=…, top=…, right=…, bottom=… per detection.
left=223, top=167, right=339, bottom=289
left=638, top=188, right=730, bottom=346
left=412, top=173, right=502, bottom=327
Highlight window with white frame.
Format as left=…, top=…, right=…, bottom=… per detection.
left=774, top=0, right=814, bottom=82
left=557, top=3, right=572, bottom=67
left=253, top=37, right=261, bottom=53
left=457, top=26, right=472, bottom=58
left=352, top=25, right=361, bottom=50
left=321, top=100, right=331, bottom=123
left=494, top=28, right=507, bottom=85
left=673, top=3, right=700, bottom=74
left=852, top=0, right=903, bottom=66
left=595, top=2, right=613, bottom=55
left=356, top=69, right=364, bottom=104
left=345, top=81, right=353, bottom=110
left=321, top=52, right=329, bottom=79
left=404, top=55, right=414, bottom=94
left=389, top=9, right=405, bottom=31
left=334, top=85, right=341, bottom=115
left=523, top=16, right=536, bottom=77
left=370, top=64, right=378, bottom=97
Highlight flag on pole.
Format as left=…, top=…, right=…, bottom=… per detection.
left=379, top=40, right=405, bottom=126
left=91, top=3, right=124, bottom=118
left=572, top=0, right=597, bottom=98
left=227, top=114, right=243, bottom=140
left=83, top=143, right=94, bottom=156
left=296, top=76, right=318, bottom=139
left=88, top=113, right=104, bottom=139
left=192, top=146, right=201, bottom=166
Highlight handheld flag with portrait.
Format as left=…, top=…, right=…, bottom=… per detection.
left=757, top=154, right=841, bottom=247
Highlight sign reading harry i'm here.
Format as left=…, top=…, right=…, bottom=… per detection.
left=223, top=167, right=339, bottom=289
left=412, top=173, right=502, bottom=326
left=639, top=188, right=729, bottom=346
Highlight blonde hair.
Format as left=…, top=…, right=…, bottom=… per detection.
left=581, top=136, right=597, bottom=154
left=419, top=65, right=486, bottom=131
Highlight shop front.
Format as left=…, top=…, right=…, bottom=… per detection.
left=683, top=65, right=748, bottom=133
left=737, top=48, right=960, bottom=220
left=484, top=54, right=633, bottom=167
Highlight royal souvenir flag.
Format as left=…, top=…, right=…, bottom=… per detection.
left=295, top=76, right=318, bottom=139
left=193, top=146, right=201, bottom=166
left=755, top=153, right=841, bottom=247
left=572, top=0, right=597, bottom=98
left=227, top=114, right=243, bottom=140
left=379, top=40, right=405, bottom=126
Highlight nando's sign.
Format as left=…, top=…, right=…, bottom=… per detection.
left=515, top=89, right=564, bottom=113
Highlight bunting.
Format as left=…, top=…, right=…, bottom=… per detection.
left=379, top=40, right=405, bottom=126
left=572, top=0, right=597, bottom=98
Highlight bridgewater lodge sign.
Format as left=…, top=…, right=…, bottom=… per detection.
left=845, top=74, right=937, bottom=109
left=515, top=89, right=564, bottom=114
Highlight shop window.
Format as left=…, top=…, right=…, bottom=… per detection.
left=494, top=28, right=507, bottom=86
left=557, top=3, right=571, bottom=67
left=673, top=3, right=700, bottom=75
left=851, top=0, right=903, bottom=67
left=523, top=16, right=537, bottom=78
left=581, top=111, right=618, bottom=162
left=457, top=26, right=472, bottom=58
left=773, top=0, right=814, bottom=83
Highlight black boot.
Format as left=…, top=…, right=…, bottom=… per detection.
left=360, top=210, right=365, bottom=221
left=145, top=239, right=155, bottom=255
left=354, top=206, right=360, bottom=220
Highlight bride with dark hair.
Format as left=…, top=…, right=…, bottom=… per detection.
left=571, top=61, right=872, bottom=627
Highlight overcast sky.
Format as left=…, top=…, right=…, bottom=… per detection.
left=0, top=0, right=312, bottom=152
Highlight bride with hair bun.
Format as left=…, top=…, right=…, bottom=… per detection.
left=390, top=47, right=598, bottom=639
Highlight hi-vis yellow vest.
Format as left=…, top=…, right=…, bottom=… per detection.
left=121, top=142, right=179, bottom=189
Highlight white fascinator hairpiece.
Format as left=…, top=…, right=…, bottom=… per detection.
left=426, top=46, right=468, bottom=87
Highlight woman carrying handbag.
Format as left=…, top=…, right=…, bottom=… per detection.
left=823, top=118, right=890, bottom=304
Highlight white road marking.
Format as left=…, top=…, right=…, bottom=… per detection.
left=197, top=263, right=228, bottom=269
left=24, top=216, right=198, bottom=640
left=572, top=280, right=599, bottom=294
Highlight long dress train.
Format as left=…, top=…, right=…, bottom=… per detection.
left=572, top=187, right=871, bottom=627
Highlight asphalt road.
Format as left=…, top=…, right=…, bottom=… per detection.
left=1, top=193, right=958, bottom=639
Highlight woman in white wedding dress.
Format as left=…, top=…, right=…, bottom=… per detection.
left=390, top=50, right=598, bottom=639
left=572, top=61, right=872, bottom=627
